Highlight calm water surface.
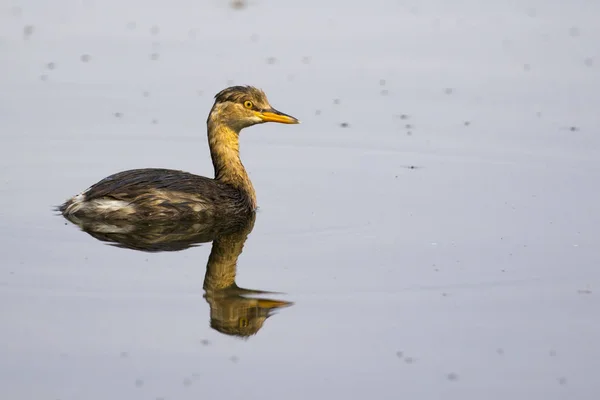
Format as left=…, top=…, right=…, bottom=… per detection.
left=1, top=1, right=600, bottom=399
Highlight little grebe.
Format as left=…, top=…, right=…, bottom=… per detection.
left=59, top=86, right=299, bottom=221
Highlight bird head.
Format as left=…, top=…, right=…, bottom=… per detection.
left=208, top=85, right=299, bottom=131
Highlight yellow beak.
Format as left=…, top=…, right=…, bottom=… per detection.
left=257, top=108, right=300, bottom=124
left=256, top=299, right=294, bottom=309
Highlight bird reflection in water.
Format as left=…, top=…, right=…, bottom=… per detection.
left=62, top=212, right=293, bottom=337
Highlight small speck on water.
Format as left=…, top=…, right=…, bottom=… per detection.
left=250, top=33, right=259, bottom=42
left=405, top=124, right=413, bottom=129
left=150, top=53, right=160, bottom=61
left=126, top=22, right=136, bottom=30
left=379, top=79, right=386, bottom=86
left=523, top=63, right=531, bottom=71
left=397, top=114, right=409, bottom=120
left=152, top=119, right=158, bottom=124
left=577, top=289, right=592, bottom=294
left=447, top=373, right=459, bottom=381
left=340, top=122, right=349, bottom=128
left=197, top=90, right=203, bottom=96
left=135, top=379, right=144, bottom=388
left=584, top=57, right=594, bottom=67
left=150, top=25, right=160, bottom=35
left=396, top=351, right=403, bottom=358
left=40, top=74, right=48, bottom=81
left=114, top=112, right=123, bottom=118
left=23, top=25, right=34, bottom=38
left=380, top=89, right=389, bottom=96
left=120, top=351, right=129, bottom=358
left=183, top=377, right=192, bottom=387
left=266, top=57, right=277, bottom=64
left=568, top=27, right=580, bottom=37
left=549, top=350, right=557, bottom=357
left=143, top=91, right=150, bottom=97
left=497, top=348, right=504, bottom=355
left=80, top=54, right=91, bottom=62
left=230, top=356, right=239, bottom=363
left=315, top=109, right=321, bottom=115
left=464, top=121, right=471, bottom=126
left=230, top=0, right=247, bottom=9
left=444, top=88, right=454, bottom=95
left=333, top=98, right=340, bottom=105
left=200, top=339, right=210, bottom=346
left=302, top=56, right=311, bottom=64
left=47, top=62, right=56, bottom=70
left=558, top=377, right=567, bottom=385
left=406, top=131, right=412, bottom=136
left=404, top=357, right=415, bottom=364
left=568, top=126, right=579, bottom=132
left=501, top=39, right=512, bottom=49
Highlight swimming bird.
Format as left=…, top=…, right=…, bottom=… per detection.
left=59, top=86, right=299, bottom=221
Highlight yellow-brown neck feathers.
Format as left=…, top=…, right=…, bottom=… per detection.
left=207, top=115, right=256, bottom=209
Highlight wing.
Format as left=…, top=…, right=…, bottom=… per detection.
left=83, top=168, right=236, bottom=202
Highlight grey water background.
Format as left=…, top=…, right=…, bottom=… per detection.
left=1, top=0, right=600, bottom=399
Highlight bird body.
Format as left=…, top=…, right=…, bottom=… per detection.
left=59, top=86, right=299, bottom=222
left=60, top=168, right=249, bottom=220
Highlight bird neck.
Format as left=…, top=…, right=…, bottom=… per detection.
left=207, top=120, right=256, bottom=209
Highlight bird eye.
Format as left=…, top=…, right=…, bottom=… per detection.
left=244, top=100, right=253, bottom=109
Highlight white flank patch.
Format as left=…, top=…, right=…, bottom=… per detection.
left=64, top=194, right=136, bottom=216
left=86, top=199, right=136, bottom=214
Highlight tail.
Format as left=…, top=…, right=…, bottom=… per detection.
left=55, top=193, right=85, bottom=216
left=56, top=202, right=68, bottom=214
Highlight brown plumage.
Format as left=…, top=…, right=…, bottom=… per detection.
left=58, top=86, right=299, bottom=221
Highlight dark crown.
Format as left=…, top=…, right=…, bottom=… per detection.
left=214, top=86, right=267, bottom=105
